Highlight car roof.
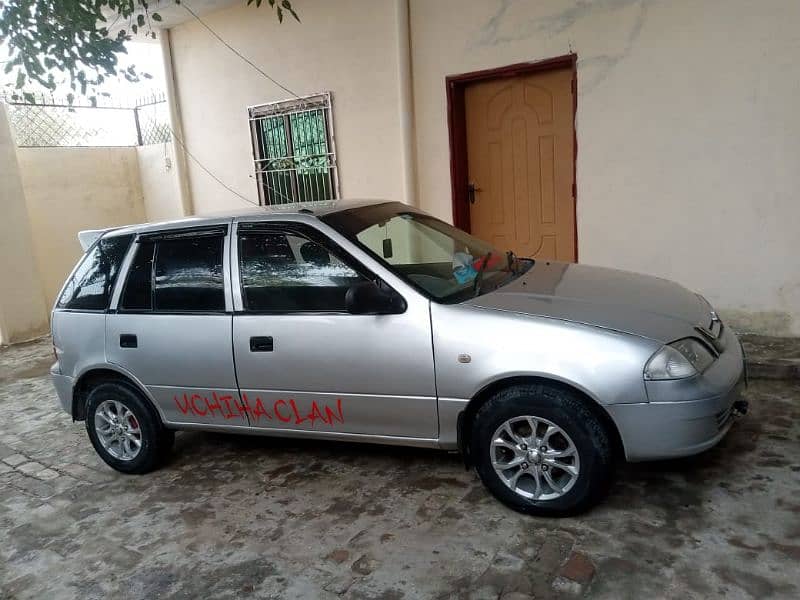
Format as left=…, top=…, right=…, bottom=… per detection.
left=96, top=199, right=397, bottom=240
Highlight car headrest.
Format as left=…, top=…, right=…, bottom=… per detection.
left=300, top=242, right=331, bottom=266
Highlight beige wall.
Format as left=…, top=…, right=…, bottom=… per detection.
left=137, top=143, right=185, bottom=222
left=17, top=147, right=147, bottom=309
left=410, top=0, right=800, bottom=335
left=166, top=0, right=800, bottom=335
left=0, top=104, right=49, bottom=345
left=168, top=0, right=407, bottom=215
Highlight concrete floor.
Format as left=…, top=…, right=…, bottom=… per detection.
left=1, top=338, right=799, bottom=600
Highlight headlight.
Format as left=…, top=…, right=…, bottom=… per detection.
left=644, top=338, right=715, bottom=380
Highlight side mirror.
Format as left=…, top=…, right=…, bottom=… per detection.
left=345, top=281, right=406, bottom=315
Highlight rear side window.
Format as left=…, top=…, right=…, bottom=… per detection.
left=154, top=236, right=225, bottom=312
left=121, top=233, right=225, bottom=312
left=57, top=235, right=133, bottom=310
left=120, top=241, right=154, bottom=310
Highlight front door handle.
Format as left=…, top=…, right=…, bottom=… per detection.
left=119, top=334, right=137, bottom=348
left=250, top=336, right=274, bottom=352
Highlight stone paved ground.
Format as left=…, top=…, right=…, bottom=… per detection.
left=1, top=338, right=799, bottom=599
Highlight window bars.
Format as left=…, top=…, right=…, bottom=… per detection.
left=248, top=92, right=339, bottom=207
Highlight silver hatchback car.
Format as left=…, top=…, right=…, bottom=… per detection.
left=51, top=201, right=747, bottom=516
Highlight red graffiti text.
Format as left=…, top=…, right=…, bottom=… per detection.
left=173, top=392, right=344, bottom=427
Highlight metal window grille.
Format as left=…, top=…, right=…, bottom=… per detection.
left=248, top=92, right=339, bottom=207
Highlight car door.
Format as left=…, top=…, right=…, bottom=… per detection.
left=106, top=224, right=248, bottom=427
left=231, top=220, right=437, bottom=440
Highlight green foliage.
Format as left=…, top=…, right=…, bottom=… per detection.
left=0, top=0, right=299, bottom=104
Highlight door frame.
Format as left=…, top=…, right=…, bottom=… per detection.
left=445, top=53, right=578, bottom=259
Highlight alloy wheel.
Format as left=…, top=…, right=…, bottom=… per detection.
left=490, top=415, right=580, bottom=500
left=94, top=399, right=142, bottom=461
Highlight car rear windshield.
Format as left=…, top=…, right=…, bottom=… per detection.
left=57, top=234, right=133, bottom=310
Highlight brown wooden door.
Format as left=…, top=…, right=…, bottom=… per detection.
left=464, top=67, right=575, bottom=261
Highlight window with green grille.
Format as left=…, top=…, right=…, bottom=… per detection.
left=248, top=93, right=339, bottom=206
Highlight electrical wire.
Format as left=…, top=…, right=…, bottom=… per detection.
left=180, top=1, right=303, bottom=101
left=167, top=124, right=295, bottom=207
left=164, top=1, right=315, bottom=207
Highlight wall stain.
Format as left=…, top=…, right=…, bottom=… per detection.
left=470, top=0, right=653, bottom=95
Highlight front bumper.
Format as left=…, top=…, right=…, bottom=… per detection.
left=50, top=363, right=73, bottom=415
left=608, top=327, right=747, bottom=462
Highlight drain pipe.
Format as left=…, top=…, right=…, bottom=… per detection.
left=159, top=28, right=194, bottom=217
left=395, top=0, right=417, bottom=207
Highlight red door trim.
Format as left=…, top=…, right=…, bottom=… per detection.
left=445, top=53, right=579, bottom=260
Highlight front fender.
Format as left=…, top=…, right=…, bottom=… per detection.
left=431, top=304, right=659, bottom=406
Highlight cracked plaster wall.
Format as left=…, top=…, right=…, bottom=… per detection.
left=410, top=0, right=800, bottom=335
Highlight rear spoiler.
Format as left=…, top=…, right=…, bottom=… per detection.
left=77, top=227, right=120, bottom=251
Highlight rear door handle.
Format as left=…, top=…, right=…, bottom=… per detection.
left=250, top=336, right=274, bottom=352
left=119, top=334, right=137, bottom=348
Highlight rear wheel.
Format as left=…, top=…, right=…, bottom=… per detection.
left=471, top=383, right=613, bottom=516
left=85, top=382, right=173, bottom=474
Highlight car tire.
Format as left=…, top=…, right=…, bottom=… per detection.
left=85, top=381, right=173, bottom=474
left=471, top=383, right=613, bottom=516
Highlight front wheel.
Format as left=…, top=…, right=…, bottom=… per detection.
left=85, top=382, right=173, bottom=474
left=471, top=383, right=614, bottom=516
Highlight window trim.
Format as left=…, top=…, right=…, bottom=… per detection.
left=232, top=221, right=402, bottom=316
left=139, top=224, right=228, bottom=242
left=114, top=227, right=232, bottom=315
left=247, top=92, right=340, bottom=207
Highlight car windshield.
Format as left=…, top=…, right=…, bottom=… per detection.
left=321, top=203, right=532, bottom=303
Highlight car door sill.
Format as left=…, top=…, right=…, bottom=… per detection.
left=166, top=421, right=442, bottom=449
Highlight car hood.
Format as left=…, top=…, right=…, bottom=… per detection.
left=467, top=261, right=712, bottom=343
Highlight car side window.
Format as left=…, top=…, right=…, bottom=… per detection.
left=58, top=234, right=133, bottom=310
left=239, top=228, right=365, bottom=312
left=120, top=241, right=154, bottom=310
left=119, top=234, right=225, bottom=312
left=154, top=236, right=225, bottom=312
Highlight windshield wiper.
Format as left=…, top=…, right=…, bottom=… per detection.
left=473, top=251, right=492, bottom=297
